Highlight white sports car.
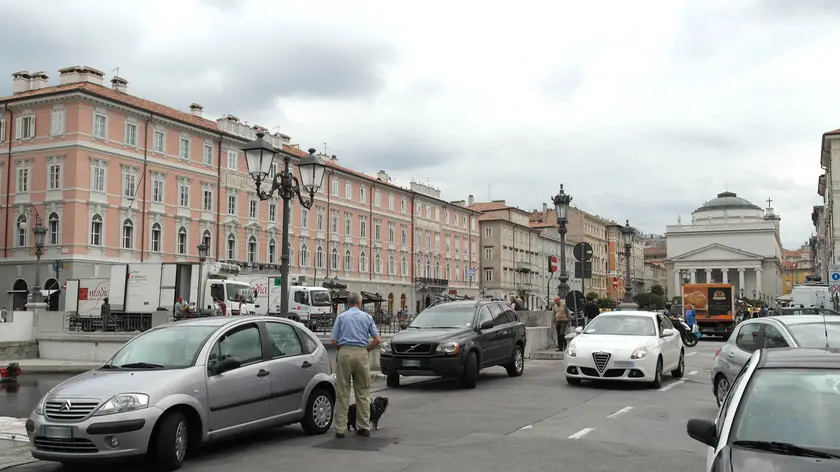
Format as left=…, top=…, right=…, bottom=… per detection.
left=564, top=311, right=685, bottom=388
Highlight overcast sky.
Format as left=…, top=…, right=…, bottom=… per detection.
left=1, top=0, right=833, bottom=248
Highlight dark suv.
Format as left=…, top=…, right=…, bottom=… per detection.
left=379, top=300, right=527, bottom=389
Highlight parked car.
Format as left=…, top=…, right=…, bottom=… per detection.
left=711, top=315, right=840, bottom=406
left=564, top=311, right=684, bottom=388
left=687, top=348, right=840, bottom=471
left=775, top=307, right=840, bottom=317
left=379, top=300, right=527, bottom=389
left=26, top=316, right=335, bottom=470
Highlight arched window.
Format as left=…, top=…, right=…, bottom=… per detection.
left=316, top=246, right=324, bottom=269
left=227, top=233, right=236, bottom=260
left=416, top=257, right=421, bottom=276
left=455, top=262, right=460, bottom=280
left=90, top=214, right=103, bottom=246
left=389, top=255, right=396, bottom=274
left=16, top=215, right=27, bottom=247
left=268, top=239, right=276, bottom=264
left=48, top=212, right=60, bottom=245
left=202, top=230, right=211, bottom=250
left=344, top=249, right=352, bottom=271
left=300, top=243, right=309, bottom=267
left=435, top=261, right=440, bottom=278
left=446, top=264, right=451, bottom=280
left=425, top=260, right=431, bottom=278
left=177, top=226, right=187, bottom=255
left=122, top=219, right=134, bottom=249
left=151, top=223, right=162, bottom=252
left=401, top=255, right=407, bottom=276
left=374, top=253, right=382, bottom=274
left=359, top=251, right=368, bottom=273
left=331, top=247, right=339, bottom=269
left=247, top=236, right=257, bottom=262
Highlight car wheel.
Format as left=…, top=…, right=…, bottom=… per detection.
left=505, top=344, right=525, bottom=377
left=301, top=387, right=334, bottom=435
left=386, top=371, right=400, bottom=388
left=715, top=375, right=730, bottom=407
left=671, top=349, right=685, bottom=378
left=461, top=351, right=478, bottom=389
left=650, top=357, right=663, bottom=389
left=151, top=411, right=188, bottom=471
left=566, top=377, right=581, bottom=386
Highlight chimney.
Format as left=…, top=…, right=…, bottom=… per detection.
left=29, top=71, right=49, bottom=91
left=12, top=71, right=31, bottom=94
left=468, top=194, right=475, bottom=207
left=58, top=66, right=104, bottom=86
left=542, top=202, right=547, bottom=213
left=330, top=155, right=339, bottom=164
left=189, top=103, right=203, bottom=117
left=110, top=76, right=128, bottom=93
left=377, top=170, right=389, bottom=181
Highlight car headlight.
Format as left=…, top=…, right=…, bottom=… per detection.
left=436, top=342, right=460, bottom=354
left=631, top=346, right=648, bottom=359
left=566, top=340, right=577, bottom=357
left=33, top=395, right=47, bottom=415
left=94, top=394, right=150, bottom=416
left=380, top=341, right=392, bottom=354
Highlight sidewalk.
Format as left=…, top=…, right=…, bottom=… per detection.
left=0, top=359, right=103, bottom=374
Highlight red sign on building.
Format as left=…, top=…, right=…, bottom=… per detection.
left=548, top=256, right=558, bottom=272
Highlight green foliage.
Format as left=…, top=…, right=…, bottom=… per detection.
left=633, top=292, right=666, bottom=310
left=597, top=297, right=616, bottom=309
left=650, top=284, right=665, bottom=296
left=586, top=291, right=599, bottom=302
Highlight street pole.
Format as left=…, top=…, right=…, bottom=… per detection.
left=197, top=243, right=208, bottom=312
left=618, top=220, right=638, bottom=310
left=551, top=185, right=572, bottom=300
left=21, top=206, right=46, bottom=305
left=280, top=154, right=293, bottom=316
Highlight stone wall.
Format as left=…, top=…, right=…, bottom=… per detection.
left=0, top=341, right=39, bottom=360
left=517, top=311, right=554, bottom=328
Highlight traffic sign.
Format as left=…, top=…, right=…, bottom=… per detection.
left=52, top=260, right=63, bottom=273
left=566, top=290, right=586, bottom=311
left=830, top=285, right=840, bottom=294
left=612, top=277, right=618, bottom=288
left=573, top=242, right=593, bottom=262
left=830, top=265, right=840, bottom=287
left=548, top=255, right=558, bottom=273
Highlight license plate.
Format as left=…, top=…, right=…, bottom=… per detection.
left=613, top=361, right=635, bottom=368
left=43, top=426, right=72, bottom=439
left=402, top=359, right=421, bottom=368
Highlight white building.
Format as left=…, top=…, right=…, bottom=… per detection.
left=665, top=191, right=783, bottom=301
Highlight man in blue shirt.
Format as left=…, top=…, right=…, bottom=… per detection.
left=331, top=292, right=381, bottom=438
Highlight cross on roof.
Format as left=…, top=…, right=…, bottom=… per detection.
left=766, top=197, right=773, bottom=207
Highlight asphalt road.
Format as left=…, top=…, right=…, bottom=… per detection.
left=0, top=375, right=75, bottom=420
left=12, top=340, right=723, bottom=472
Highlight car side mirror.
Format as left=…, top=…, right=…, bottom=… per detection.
left=574, top=326, right=583, bottom=334
left=661, top=328, right=676, bottom=338
left=479, top=320, right=495, bottom=331
left=686, top=418, right=717, bottom=447
left=215, top=357, right=242, bottom=375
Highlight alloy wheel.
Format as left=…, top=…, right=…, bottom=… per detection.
left=312, top=394, right=333, bottom=429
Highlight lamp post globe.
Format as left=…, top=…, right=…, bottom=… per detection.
left=681, top=271, right=690, bottom=284
left=242, top=132, right=278, bottom=184
left=618, top=219, right=637, bottom=309
left=297, top=150, right=327, bottom=194
left=551, top=185, right=573, bottom=300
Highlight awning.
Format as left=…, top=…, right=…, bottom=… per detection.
left=330, top=289, right=350, bottom=304
left=360, top=291, right=384, bottom=304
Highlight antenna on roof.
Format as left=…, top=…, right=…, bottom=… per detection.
left=324, top=142, right=327, bottom=155
left=112, top=67, right=119, bottom=77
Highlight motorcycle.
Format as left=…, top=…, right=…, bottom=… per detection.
left=669, top=315, right=698, bottom=347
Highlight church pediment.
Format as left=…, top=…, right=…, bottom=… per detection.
left=671, top=243, right=763, bottom=262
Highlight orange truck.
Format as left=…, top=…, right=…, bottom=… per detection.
left=682, top=283, right=736, bottom=339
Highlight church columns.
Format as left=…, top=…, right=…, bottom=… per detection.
left=690, top=269, right=696, bottom=284
left=722, top=269, right=728, bottom=284
left=755, top=268, right=762, bottom=294
left=738, top=268, right=746, bottom=293
left=674, top=270, right=681, bottom=292
left=705, top=269, right=713, bottom=282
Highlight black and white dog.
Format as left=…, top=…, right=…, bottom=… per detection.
left=347, top=396, right=389, bottom=431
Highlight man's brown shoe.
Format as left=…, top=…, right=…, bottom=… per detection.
left=335, top=432, right=345, bottom=439
left=356, top=428, right=370, bottom=437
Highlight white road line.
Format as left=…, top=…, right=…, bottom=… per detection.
left=568, top=428, right=594, bottom=439
left=519, top=425, right=533, bottom=430
left=658, top=380, right=686, bottom=392
left=686, top=351, right=698, bottom=357
left=688, top=370, right=698, bottom=376
left=606, top=406, right=634, bottom=419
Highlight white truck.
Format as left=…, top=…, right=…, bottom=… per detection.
left=790, top=283, right=829, bottom=308
left=64, top=262, right=255, bottom=317
left=237, top=274, right=332, bottom=325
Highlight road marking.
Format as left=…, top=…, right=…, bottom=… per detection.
left=519, top=425, right=533, bottom=430
left=686, top=352, right=698, bottom=357
left=688, top=370, right=698, bottom=376
left=658, top=380, right=686, bottom=392
left=568, top=428, right=594, bottom=439
left=607, top=406, right=634, bottom=418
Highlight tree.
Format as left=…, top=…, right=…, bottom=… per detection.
left=633, top=292, right=666, bottom=310
left=597, top=297, right=616, bottom=309
left=586, top=291, right=599, bottom=302
left=651, top=284, right=665, bottom=297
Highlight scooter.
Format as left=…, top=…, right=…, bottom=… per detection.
left=669, top=316, right=698, bottom=347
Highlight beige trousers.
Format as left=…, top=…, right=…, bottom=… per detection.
left=334, top=346, right=372, bottom=433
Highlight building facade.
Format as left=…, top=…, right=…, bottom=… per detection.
left=605, top=223, right=646, bottom=299
left=643, top=262, right=668, bottom=293
left=813, top=128, right=840, bottom=281
left=781, top=247, right=814, bottom=295
left=665, top=191, right=783, bottom=303
left=0, top=66, right=479, bottom=313
left=535, top=228, right=582, bottom=307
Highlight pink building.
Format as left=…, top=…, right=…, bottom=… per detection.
left=0, top=66, right=480, bottom=313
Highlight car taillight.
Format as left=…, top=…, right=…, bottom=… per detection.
left=714, top=348, right=721, bottom=360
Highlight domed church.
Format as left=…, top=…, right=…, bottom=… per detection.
left=664, top=191, right=783, bottom=301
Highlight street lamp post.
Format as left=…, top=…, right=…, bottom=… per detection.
left=242, top=133, right=326, bottom=316
left=197, top=243, right=209, bottom=311
left=20, top=206, right=47, bottom=305
left=620, top=220, right=637, bottom=309
left=551, top=185, right=572, bottom=300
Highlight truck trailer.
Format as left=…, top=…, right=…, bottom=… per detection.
left=682, top=283, right=735, bottom=339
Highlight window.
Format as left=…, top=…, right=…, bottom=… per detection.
left=425, top=205, right=431, bottom=218
left=93, top=166, right=105, bottom=193
left=735, top=323, right=761, bottom=352
left=15, top=116, right=35, bottom=139
left=388, top=222, right=395, bottom=243
left=51, top=109, right=65, bottom=136
left=202, top=230, right=211, bottom=249
left=484, top=248, right=492, bottom=259
left=202, top=186, right=213, bottom=211
left=16, top=215, right=26, bottom=247
left=227, top=233, right=236, bottom=260
left=446, top=264, right=450, bottom=279
left=344, top=212, right=352, bottom=234
left=249, top=200, right=257, bottom=219
left=360, top=216, right=367, bottom=238
left=401, top=226, right=407, bottom=245
left=762, top=325, right=789, bottom=349
left=122, top=219, right=134, bottom=249
left=151, top=223, right=162, bottom=252
left=360, top=187, right=367, bottom=203
left=331, top=247, right=338, bottom=269
left=201, top=144, right=212, bottom=165
left=48, top=212, right=59, bottom=245
left=345, top=182, right=351, bottom=199
left=344, top=250, right=352, bottom=270
left=90, top=214, right=103, bottom=246
left=484, top=227, right=492, bottom=238
left=374, top=190, right=381, bottom=207
left=331, top=179, right=339, bottom=196
left=93, top=114, right=106, bottom=139
left=227, top=195, right=237, bottom=215
left=125, top=122, right=138, bottom=146
left=269, top=203, right=277, bottom=222
left=247, top=236, right=257, bottom=262
left=48, top=164, right=61, bottom=190
left=208, top=325, right=263, bottom=373
left=179, top=182, right=189, bottom=207
left=152, top=177, right=164, bottom=203
left=177, top=227, right=188, bottom=255
left=301, top=208, right=309, bottom=228
left=445, top=210, right=450, bottom=224
left=330, top=210, right=338, bottom=233
left=316, top=246, right=324, bottom=269
left=179, top=137, right=190, bottom=159
left=484, top=269, right=493, bottom=282
left=372, top=253, right=381, bottom=273
left=0, top=119, right=5, bottom=143
left=153, top=131, right=164, bottom=153
left=388, top=193, right=394, bottom=210
left=268, top=239, right=276, bottom=264
left=299, top=244, right=309, bottom=267
left=359, top=251, right=368, bottom=272
left=227, top=151, right=237, bottom=170
left=16, top=168, right=29, bottom=193
left=264, top=322, right=303, bottom=358
left=316, top=207, right=324, bottom=231
left=401, top=256, right=407, bottom=275
left=374, top=220, right=381, bottom=241
left=123, top=173, right=136, bottom=198
left=389, top=255, right=395, bottom=274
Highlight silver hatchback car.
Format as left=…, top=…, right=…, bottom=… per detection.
left=26, top=316, right=336, bottom=470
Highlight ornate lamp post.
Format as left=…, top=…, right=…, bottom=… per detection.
left=20, top=206, right=47, bottom=305
left=242, top=133, right=326, bottom=315
left=620, top=219, right=637, bottom=309
left=551, top=185, right=572, bottom=299
left=197, top=243, right=209, bottom=311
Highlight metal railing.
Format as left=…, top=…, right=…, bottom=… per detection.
left=65, top=314, right=153, bottom=333
left=307, top=312, right=409, bottom=337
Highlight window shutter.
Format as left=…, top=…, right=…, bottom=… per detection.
left=29, top=117, right=35, bottom=137
left=14, top=118, right=21, bottom=139
left=0, top=120, right=5, bottom=142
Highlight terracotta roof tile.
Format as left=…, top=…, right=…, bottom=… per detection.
left=478, top=215, right=505, bottom=222
left=468, top=201, right=509, bottom=212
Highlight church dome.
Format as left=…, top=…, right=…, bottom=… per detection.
left=692, top=191, right=761, bottom=214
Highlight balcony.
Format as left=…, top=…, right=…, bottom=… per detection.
left=515, top=261, right=535, bottom=273
left=414, top=277, right=449, bottom=289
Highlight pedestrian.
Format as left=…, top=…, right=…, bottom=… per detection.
left=100, top=297, right=111, bottom=332
left=584, top=297, right=599, bottom=325
left=238, top=295, right=249, bottom=316
left=684, top=304, right=696, bottom=330
left=331, top=292, right=381, bottom=439
left=553, top=296, right=570, bottom=352
left=218, top=297, right=228, bottom=316
left=174, top=297, right=185, bottom=315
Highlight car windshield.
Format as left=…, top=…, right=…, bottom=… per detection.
left=788, top=323, right=840, bottom=348
left=731, top=368, right=840, bottom=453
left=107, top=325, right=217, bottom=369
left=583, top=315, right=656, bottom=336
left=310, top=290, right=332, bottom=307
left=409, top=306, right=474, bottom=329
left=227, top=283, right=254, bottom=303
